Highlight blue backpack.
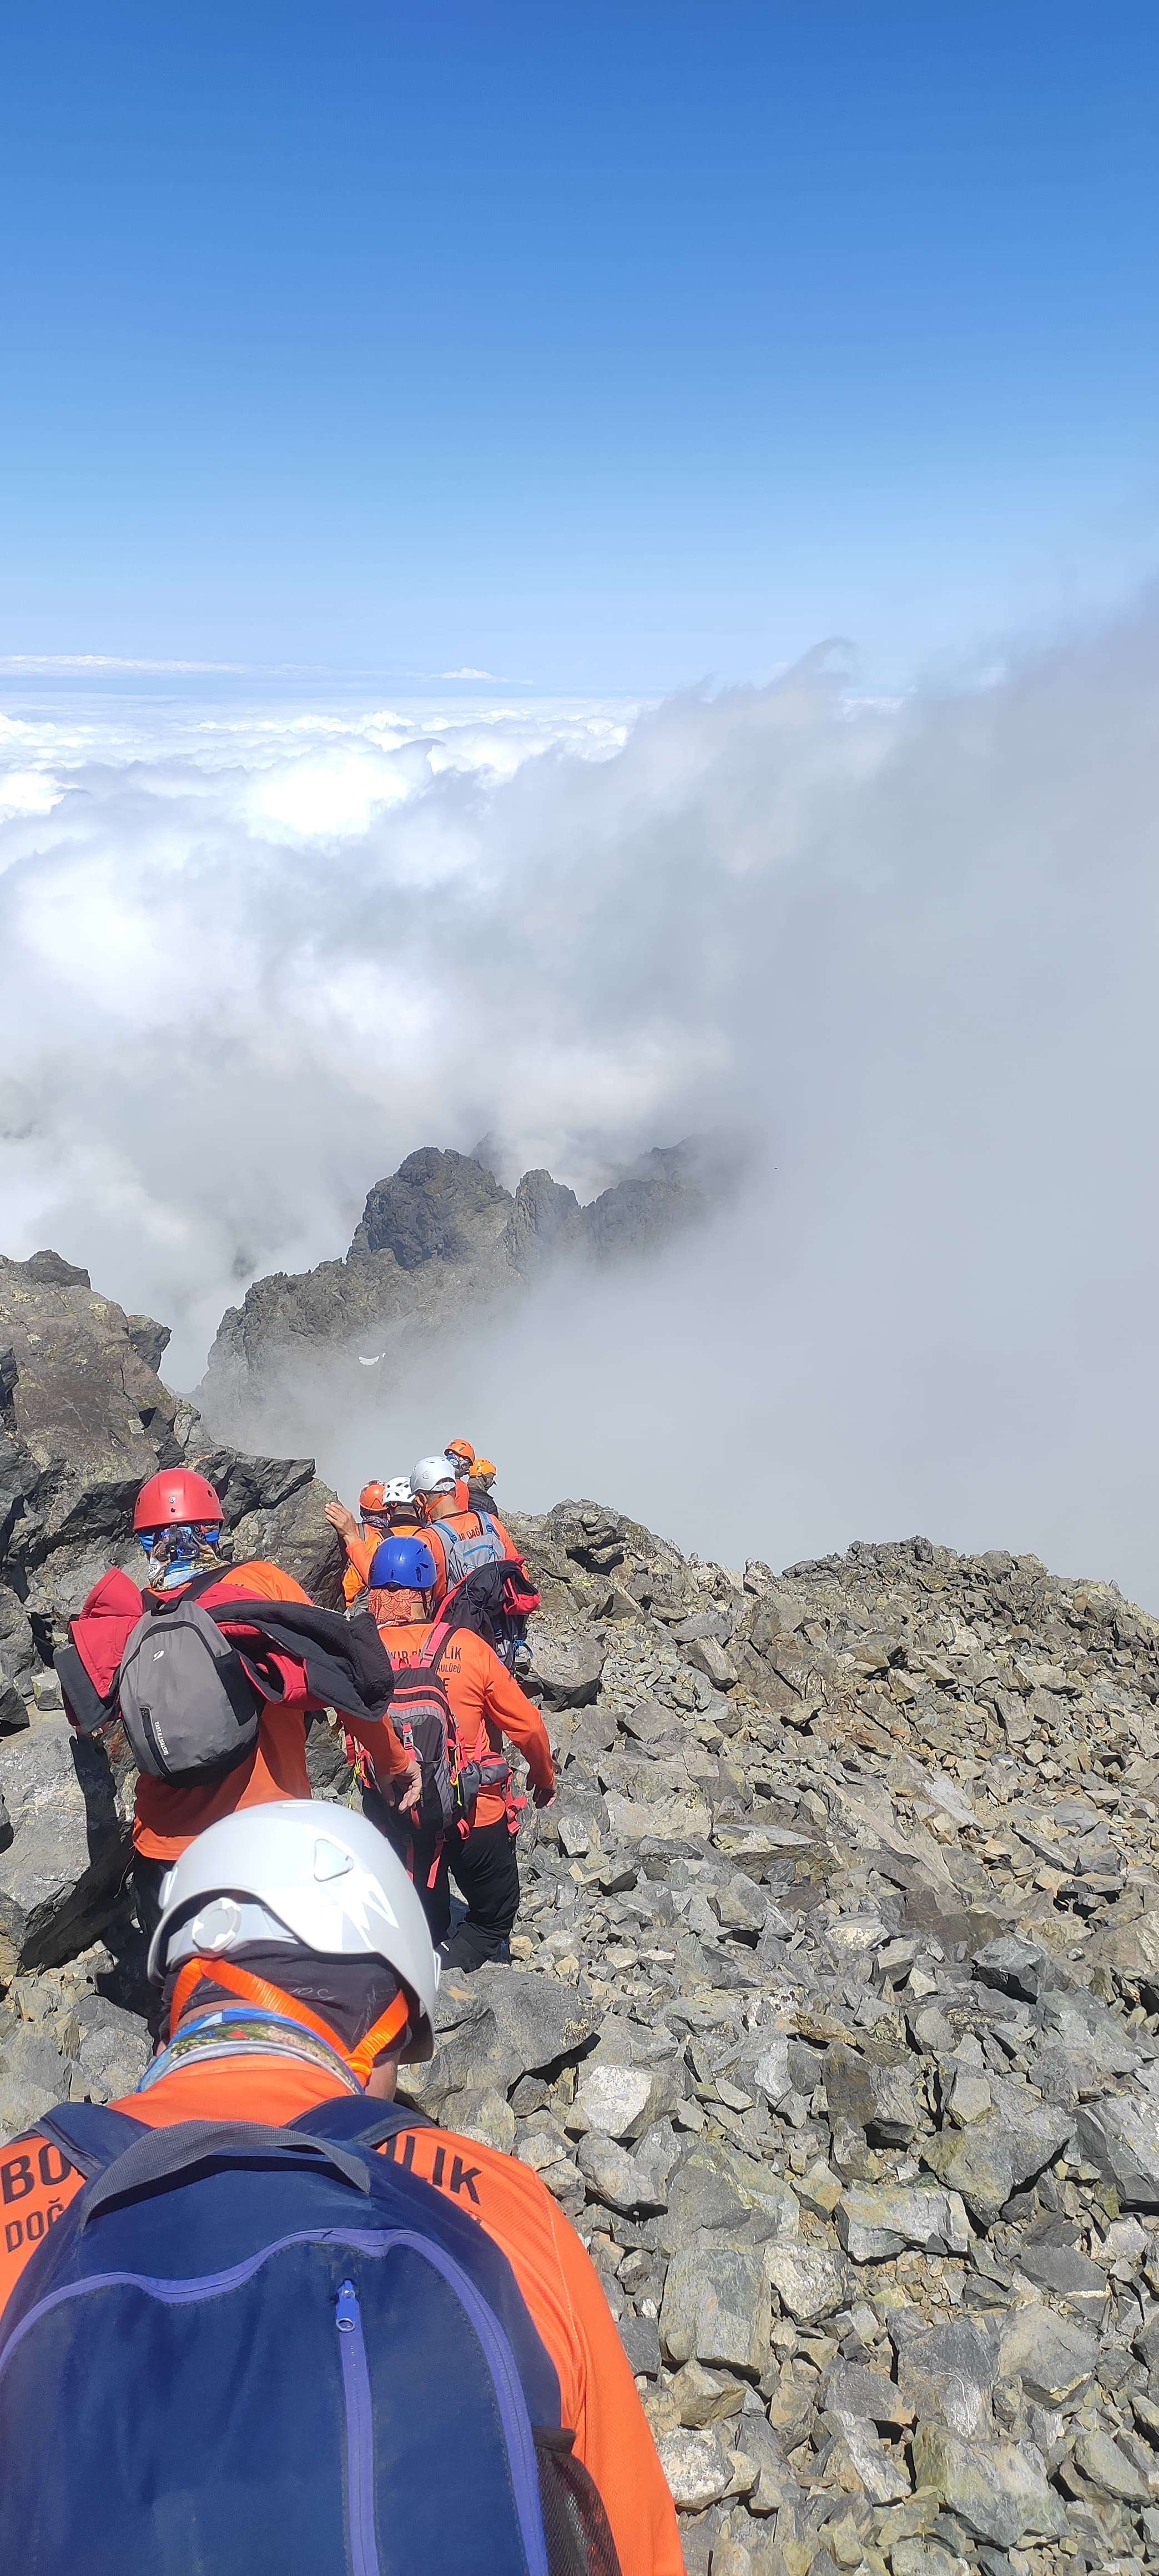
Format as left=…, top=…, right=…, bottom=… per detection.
left=0, top=2096, right=622, bottom=2576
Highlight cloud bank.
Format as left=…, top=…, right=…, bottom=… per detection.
left=1, top=613, right=1157, bottom=1602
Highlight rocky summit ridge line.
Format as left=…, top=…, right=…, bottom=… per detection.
left=197, top=1136, right=733, bottom=1441
left=6, top=1254, right=1159, bottom=2573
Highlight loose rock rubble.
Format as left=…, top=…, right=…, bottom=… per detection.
left=9, top=1436, right=1159, bottom=2576
left=482, top=1505, right=1159, bottom=2576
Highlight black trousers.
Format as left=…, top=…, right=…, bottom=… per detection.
left=131, top=1852, right=169, bottom=1943
left=361, top=1787, right=520, bottom=1968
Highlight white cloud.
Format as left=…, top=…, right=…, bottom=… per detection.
left=0, top=653, right=265, bottom=674
left=2, top=623, right=1158, bottom=1605
left=0, top=769, right=63, bottom=818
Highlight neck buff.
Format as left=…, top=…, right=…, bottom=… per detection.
left=138, top=2003, right=364, bottom=2095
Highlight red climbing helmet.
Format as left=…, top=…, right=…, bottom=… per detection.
left=133, top=1467, right=224, bottom=1532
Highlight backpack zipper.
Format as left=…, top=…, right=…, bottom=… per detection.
left=335, top=2277, right=382, bottom=2576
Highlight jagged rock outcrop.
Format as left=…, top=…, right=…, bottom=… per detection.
left=1, top=1247, right=185, bottom=1621
left=198, top=1139, right=732, bottom=1438
left=0, top=1249, right=346, bottom=1966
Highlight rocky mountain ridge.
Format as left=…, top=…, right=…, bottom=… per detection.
left=198, top=1136, right=732, bottom=1438
left=6, top=1251, right=1159, bottom=2576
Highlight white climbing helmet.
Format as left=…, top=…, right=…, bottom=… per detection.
left=383, top=1477, right=414, bottom=1505
left=147, top=1799, right=440, bottom=2061
left=410, top=1454, right=458, bottom=1497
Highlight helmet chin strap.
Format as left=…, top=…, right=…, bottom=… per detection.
left=168, top=1954, right=410, bottom=2082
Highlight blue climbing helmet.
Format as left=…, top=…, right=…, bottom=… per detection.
left=369, top=1534, right=438, bottom=1592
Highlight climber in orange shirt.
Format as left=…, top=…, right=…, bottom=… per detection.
left=362, top=1532, right=553, bottom=1969
left=58, top=1467, right=417, bottom=1936
left=0, top=1804, right=682, bottom=2576
left=444, top=1436, right=476, bottom=1511
left=408, top=1453, right=518, bottom=1607
left=326, top=1478, right=420, bottom=1602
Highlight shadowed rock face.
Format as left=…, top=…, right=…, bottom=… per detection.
left=198, top=1137, right=733, bottom=1430
left=0, top=1251, right=183, bottom=1614
left=350, top=1149, right=511, bottom=1267
left=0, top=1255, right=345, bottom=1682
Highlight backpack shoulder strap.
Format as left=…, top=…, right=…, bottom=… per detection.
left=290, top=2096, right=434, bottom=2149
left=35, top=2104, right=149, bottom=2178
left=136, top=1566, right=229, bottom=1621
left=416, top=1607, right=458, bottom=1671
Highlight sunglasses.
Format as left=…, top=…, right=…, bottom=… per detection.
left=140, top=1524, right=222, bottom=1553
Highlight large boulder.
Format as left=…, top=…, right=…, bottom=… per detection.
left=0, top=1720, right=133, bottom=1976
left=0, top=1588, right=33, bottom=1728
left=191, top=1449, right=345, bottom=1607
left=0, top=1246, right=346, bottom=1653
left=0, top=1250, right=182, bottom=1614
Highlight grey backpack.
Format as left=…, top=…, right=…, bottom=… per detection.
left=426, top=1511, right=505, bottom=1587
left=117, top=1598, right=265, bottom=1783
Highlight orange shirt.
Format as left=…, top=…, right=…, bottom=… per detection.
left=341, top=1528, right=379, bottom=1604
left=375, top=1618, right=553, bottom=1825
left=133, top=1559, right=408, bottom=1860
left=0, top=2052, right=681, bottom=2576
left=343, top=1522, right=425, bottom=1603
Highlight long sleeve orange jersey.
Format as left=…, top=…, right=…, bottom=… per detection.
left=341, top=1528, right=380, bottom=1604
left=127, top=1560, right=410, bottom=1860
left=0, top=2050, right=681, bottom=2576
left=374, top=1618, right=553, bottom=1824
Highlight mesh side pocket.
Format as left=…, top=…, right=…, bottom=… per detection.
left=534, top=2428, right=623, bottom=2576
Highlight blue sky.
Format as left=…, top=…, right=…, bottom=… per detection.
left=2, top=0, right=1158, bottom=690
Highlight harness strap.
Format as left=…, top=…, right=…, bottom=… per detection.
left=168, top=1956, right=411, bottom=2082
left=415, top=1608, right=457, bottom=1671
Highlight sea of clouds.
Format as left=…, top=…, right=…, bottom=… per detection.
left=2, top=611, right=1157, bottom=1602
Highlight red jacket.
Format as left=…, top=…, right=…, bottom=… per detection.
left=62, top=1560, right=410, bottom=1861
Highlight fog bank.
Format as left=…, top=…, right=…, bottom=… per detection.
left=2, top=613, right=1157, bottom=1601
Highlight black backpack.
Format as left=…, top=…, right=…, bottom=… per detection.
left=385, top=1613, right=511, bottom=1837
left=437, top=1560, right=541, bottom=1673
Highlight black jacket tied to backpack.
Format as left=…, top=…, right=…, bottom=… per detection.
left=57, top=1580, right=397, bottom=1787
